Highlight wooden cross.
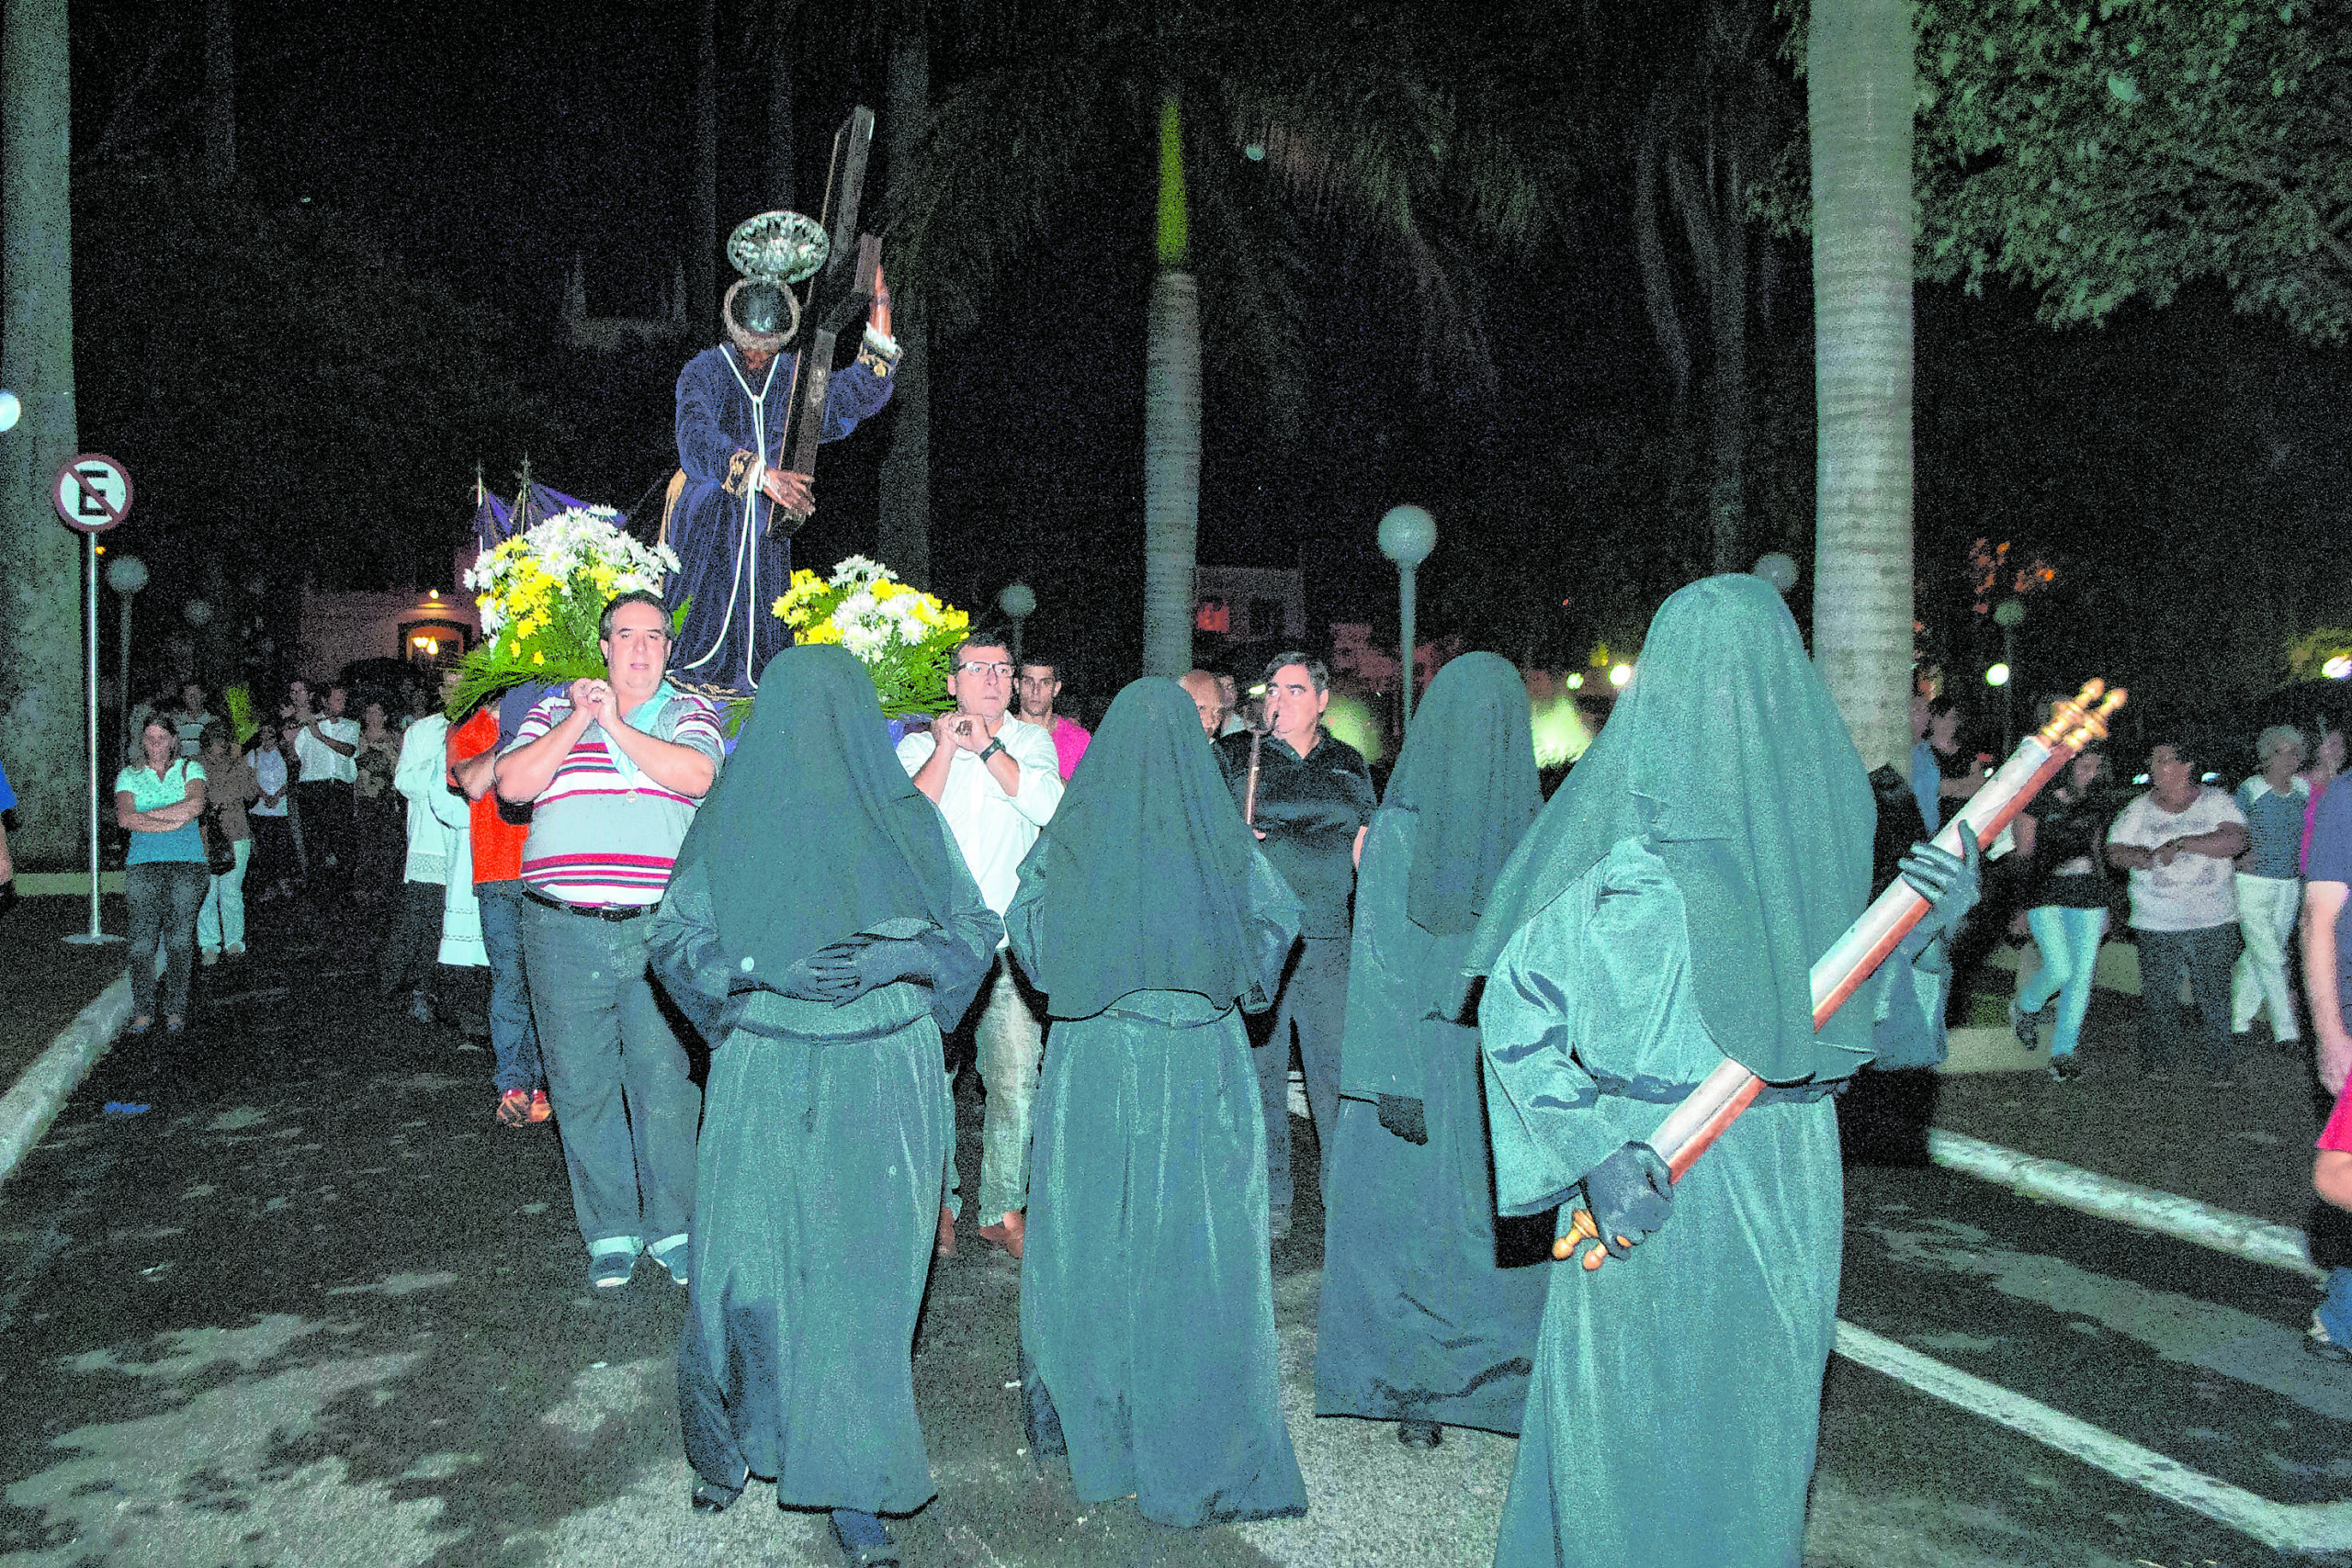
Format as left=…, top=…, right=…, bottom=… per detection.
left=767, top=105, right=882, bottom=538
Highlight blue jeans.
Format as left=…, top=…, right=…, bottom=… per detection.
left=478, top=881, right=543, bottom=1095
left=126, top=862, right=208, bottom=1020
left=523, top=901, right=700, bottom=1252
left=2132, top=922, right=2243, bottom=1076
left=2018, top=905, right=2108, bottom=1058
left=2320, top=1268, right=2352, bottom=1345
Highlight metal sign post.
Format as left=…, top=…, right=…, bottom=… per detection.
left=52, top=454, right=131, bottom=946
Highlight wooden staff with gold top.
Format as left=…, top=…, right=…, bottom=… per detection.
left=1556, top=679, right=2129, bottom=1269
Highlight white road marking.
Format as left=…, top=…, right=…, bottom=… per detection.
left=1836, top=1321, right=2352, bottom=1554
left=1928, top=1129, right=2320, bottom=1280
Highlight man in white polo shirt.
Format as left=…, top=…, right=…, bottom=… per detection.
left=286, top=678, right=359, bottom=897
left=899, top=627, right=1061, bottom=1258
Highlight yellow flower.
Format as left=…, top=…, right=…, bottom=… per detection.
left=531, top=651, right=546, bottom=666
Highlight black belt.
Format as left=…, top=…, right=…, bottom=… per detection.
left=525, top=887, right=653, bottom=923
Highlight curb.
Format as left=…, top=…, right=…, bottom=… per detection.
left=0, top=973, right=133, bottom=1191
left=1927, top=1128, right=2322, bottom=1282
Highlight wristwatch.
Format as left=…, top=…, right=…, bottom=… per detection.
left=978, top=738, right=1006, bottom=762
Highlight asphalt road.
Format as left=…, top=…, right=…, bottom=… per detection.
left=0, top=903, right=2345, bottom=1566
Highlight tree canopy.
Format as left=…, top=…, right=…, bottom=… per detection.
left=1918, top=0, right=2349, bottom=341
left=74, top=169, right=564, bottom=592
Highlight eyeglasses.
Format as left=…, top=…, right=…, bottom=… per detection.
left=958, top=660, right=1014, bottom=678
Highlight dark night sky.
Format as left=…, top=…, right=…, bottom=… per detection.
left=67, top=0, right=2352, bottom=739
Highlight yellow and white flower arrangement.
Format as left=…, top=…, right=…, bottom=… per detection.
left=450, top=505, right=681, bottom=714
left=773, top=555, right=968, bottom=714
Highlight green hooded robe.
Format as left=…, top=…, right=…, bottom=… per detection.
left=1005, top=679, right=1307, bottom=1527
left=1464, top=576, right=1878, bottom=1568
left=646, top=646, right=1001, bottom=1516
left=1314, top=652, right=1552, bottom=1435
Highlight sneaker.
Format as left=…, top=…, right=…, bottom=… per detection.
left=225, top=942, right=245, bottom=957
left=495, top=1089, right=532, bottom=1126
left=647, top=1233, right=690, bottom=1286
left=2307, top=1314, right=2352, bottom=1365
left=588, top=1243, right=639, bottom=1290
left=2048, top=1054, right=2083, bottom=1082
left=528, top=1089, right=552, bottom=1123
left=2007, top=998, right=2041, bottom=1051
left=200, top=949, right=220, bottom=967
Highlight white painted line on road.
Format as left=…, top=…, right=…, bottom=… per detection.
left=1835, top=1321, right=2352, bottom=1554
left=1927, top=1128, right=2322, bottom=1281
left=0, top=973, right=133, bottom=1191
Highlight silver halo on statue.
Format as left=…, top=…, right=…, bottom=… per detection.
left=728, top=210, right=830, bottom=287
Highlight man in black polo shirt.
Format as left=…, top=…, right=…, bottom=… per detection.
left=1217, top=652, right=1376, bottom=1235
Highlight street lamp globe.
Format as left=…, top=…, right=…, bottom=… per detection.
left=0, top=389, right=19, bottom=433
left=1377, top=504, right=1437, bottom=569
left=1991, top=599, right=2026, bottom=628
left=997, top=582, right=1036, bottom=623
left=183, top=598, right=213, bottom=627
left=1752, top=552, right=1798, bottom=594
left=106, top=556, right=149, bottom=596
left=1984, top=662, right=2012, bottom=688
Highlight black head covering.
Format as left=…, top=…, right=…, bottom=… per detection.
left=671, top=645, right=961, bottom=971
left=1013, top=678, right=1264, bottom=1017
left=1383, top=652, right=1542, bottom=936
left=1464, top=574, right=1877, bottom=1083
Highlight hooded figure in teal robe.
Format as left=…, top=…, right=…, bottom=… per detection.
left=1315, top=652, right=1552, bottom=1442
left=1466, top=576, right=1883, bottom=1568
left=646, top=645, right=1000, bottom=1529
left=1007, top=678, right=1307, bottom=1528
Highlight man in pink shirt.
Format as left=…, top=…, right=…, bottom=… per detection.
left=1016, top=654, right=1090, bottom=783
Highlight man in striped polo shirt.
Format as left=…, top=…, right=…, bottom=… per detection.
left=496, top=590, right=723, bottom=1291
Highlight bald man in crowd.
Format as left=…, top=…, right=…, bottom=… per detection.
left=1179, top=671, right=1227, bottom=739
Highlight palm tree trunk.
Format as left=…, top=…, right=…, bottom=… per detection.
left=765, top=5, right=795, bottom=211
left=1143, top=271, right=1201, bottom=676
left=2, top=0, right=88, bottom=864
left=203, top=0, right=234, bottom=188
left=877, top=24, right=932, bottom=587
left=1141, top=95, right=1199, bottom=677
left=691, top=0, right=718, bottom=330
left=1807, top=0, right=1915, bottom=770
left=1705, top=182, right=1747, bottom=576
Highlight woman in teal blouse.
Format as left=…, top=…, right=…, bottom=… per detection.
left=115, top=716, right=209, bottom=1034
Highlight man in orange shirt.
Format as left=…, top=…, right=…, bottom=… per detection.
left=450, top=699, right=548, bottom=1125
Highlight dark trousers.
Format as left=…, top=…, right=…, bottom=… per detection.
left=1253, top=935, right=1349, bottom=1210
left=378, top=878, right=445, bottom=998
left=249, top=815, right=296, bottom=891
left=2134, top=922, right=2244, bottom=1076
left=523, top=902, right=700, bottom=1251
left=126, top=862, right=208, bottom=1020
left=294, top=780, right=353, bottom=891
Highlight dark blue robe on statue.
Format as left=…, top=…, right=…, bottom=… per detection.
left=663, top=339, right=897, bottom=692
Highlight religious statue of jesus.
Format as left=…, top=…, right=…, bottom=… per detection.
left=661, top=260, right=898, bottom=693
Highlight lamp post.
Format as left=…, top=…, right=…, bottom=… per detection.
left=107, top=556, right=149, bottom=748
left=1991, top=598, right=2024, bottom=750
left=997, top=581, right=1036, bottom=669
left=1378, top=504, right=1437, bottom=728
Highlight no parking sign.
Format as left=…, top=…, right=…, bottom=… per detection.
left=51, top=453, right=133, bottom=533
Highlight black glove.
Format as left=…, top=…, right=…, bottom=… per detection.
left=1896, top=831, right=1982, bottom=959
left=771, top=955, right=835, bottom=1002
left=1376, top=1095, right=1428, bottom=1145
left=808, top=935, right=934, bottom=1002
left=1578, top=1141, right=1673, bottom=1259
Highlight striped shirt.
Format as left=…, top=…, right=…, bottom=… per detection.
left=508, top=691, right=723, bottom=908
